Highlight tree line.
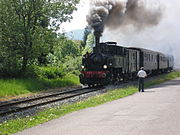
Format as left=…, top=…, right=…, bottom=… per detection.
left=0, top=0, right=94, bottom=78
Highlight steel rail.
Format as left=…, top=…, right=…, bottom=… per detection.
left=0, top=87, right=103, bottom=116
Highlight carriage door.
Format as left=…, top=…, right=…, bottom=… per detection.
left=157, top=54, right=160, bottom=70
left=140, top=51, right=144, bottom=68
left=136, top=52, right=140, bottom=71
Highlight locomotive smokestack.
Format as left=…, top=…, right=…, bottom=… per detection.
left=94, top=31, right=101, bottom=53
left=95, top=35, right=100, bottom=46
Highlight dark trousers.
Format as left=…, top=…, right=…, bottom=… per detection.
left=138, top=78, right=144, bottom=92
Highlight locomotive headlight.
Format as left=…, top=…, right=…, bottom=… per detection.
left=103, top=65, right=107, bottom=69
left=81, top=65, right=85, bottom=69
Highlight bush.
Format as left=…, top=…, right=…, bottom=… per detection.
left=23, top=66, right=41, bottom=78
left=39, top=66, right=65, bottom=79
left=0, top=57, right=22, bottom=78
left=41, top=73, right=80, bottom=88
left=70, top=70, right=81, bottom=76
left=24, top=66, right=65, bottom=79
left=62, top=56, right=82, bottom=74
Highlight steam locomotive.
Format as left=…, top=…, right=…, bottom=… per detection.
left=79, top=37, right=174, bottom=87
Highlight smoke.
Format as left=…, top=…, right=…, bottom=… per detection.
left=86, top=0, right=162, bottom=35
left=86, top=0, right=180, bottom=68
left=101, top=0, right=180, bottom=68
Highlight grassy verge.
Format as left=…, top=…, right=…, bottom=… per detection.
left=0, top=71, right=179, bottom=135
left=0, top=74, right=79, bottom=99
left=145, top=71, right=180, bottom=88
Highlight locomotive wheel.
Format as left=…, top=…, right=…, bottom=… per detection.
left=106, top=74, right=114, bottom=84
left=88, top=84, right=95, bottom=88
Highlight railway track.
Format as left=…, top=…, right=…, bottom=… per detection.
left=0, top=87, right=103, bottom=116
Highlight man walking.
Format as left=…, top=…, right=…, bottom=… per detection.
left=137, top=67, right=147, bottom=92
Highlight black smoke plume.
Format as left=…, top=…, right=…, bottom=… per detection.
left=86, top=0, right=162, bottom=36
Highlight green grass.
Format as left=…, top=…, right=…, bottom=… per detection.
left=145, top=71, right=180, bottom=88
left=0, top=74, right=80, bottom=98
left=0, top=71, right=179, bottom=135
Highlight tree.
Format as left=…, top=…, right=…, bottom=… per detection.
left=0, top=0, right=80, bottom=77
left=82, top=26, right=91, bottom=47
left=86, top=33, right=95, bottom=48
left=47, top=36, right=82, bottom=66
left=81, top=33, right=94, bottom=55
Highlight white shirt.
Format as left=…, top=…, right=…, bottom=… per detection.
left=137, top=70, right=147, bottom=78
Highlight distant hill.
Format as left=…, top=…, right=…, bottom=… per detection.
left=65, top=29, right=84, bottom=41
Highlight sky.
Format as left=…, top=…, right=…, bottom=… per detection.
left=60, top=0, right=90, bottom=32
left=61, top=0, right=180, bottom=67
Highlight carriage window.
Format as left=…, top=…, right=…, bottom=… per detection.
left=144, top=54, right=148, bottom=61
left=133, top=53, right=136, bottom=59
